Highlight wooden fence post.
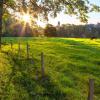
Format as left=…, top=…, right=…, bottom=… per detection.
left=0, top=38, right=1, bottom=51
left=26, top=42, right=29, bottom=59
left=0, top=37, right=1, bottom=51
left=35, top=70, right=39, bottom=80
left=11, top=41, right=13, bottom=50
left=88, top=79, right=94, bottom=100
left=18, top=42, right=21, bottom=58
left=41, top=52, right=45, bottom=77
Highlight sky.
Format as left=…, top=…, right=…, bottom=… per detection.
left=37, top=0, right=100, bottom=27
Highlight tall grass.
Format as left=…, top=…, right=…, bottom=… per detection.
left=0, top=37, right=100, bottom=100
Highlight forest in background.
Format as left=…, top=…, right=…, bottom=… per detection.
left=2, top=17, right=100, bottom=38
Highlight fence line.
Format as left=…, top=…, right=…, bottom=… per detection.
left=1, top=42, right=95, bottom=99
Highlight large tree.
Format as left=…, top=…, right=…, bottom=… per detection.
left=0, top=0, right=15, bottom=49
left=0, top=0, right=100, bottom=48
left=0, top=0, right=3, bottom=49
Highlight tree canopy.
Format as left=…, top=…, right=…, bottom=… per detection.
left=2, top=0, right=100, bottom=22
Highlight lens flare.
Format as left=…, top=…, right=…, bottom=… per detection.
left=22, top=14, right=31, bottom=24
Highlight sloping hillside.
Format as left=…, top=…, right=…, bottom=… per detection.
left=0, top=38, right=100, bottom=100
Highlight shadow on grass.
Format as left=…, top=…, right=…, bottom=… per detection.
left=2, top=52, right=69, bottom=100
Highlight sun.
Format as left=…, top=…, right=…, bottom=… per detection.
left=15, top=12, right=46, bottom=28
left=22, top=14, right=31, bottom=24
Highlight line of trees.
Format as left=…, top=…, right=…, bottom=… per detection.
left=2, top=19, right=100, bottom=38
left=44, top=23, right=100, bottom=38
left=2, top=17, right=44, bottom=37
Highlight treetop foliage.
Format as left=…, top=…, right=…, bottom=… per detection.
left=1, top=0, right=100, bottom=22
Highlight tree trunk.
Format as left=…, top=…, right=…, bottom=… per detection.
left=0, top=0, right=3, bottom=50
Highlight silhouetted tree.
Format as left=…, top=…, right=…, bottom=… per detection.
left=45, top=24, right=57, bottom=37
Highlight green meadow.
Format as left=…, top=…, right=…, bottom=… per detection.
left=0, top=37, right=100, bottom=100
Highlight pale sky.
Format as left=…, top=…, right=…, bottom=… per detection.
left=37, top=0, right=100, bottom=27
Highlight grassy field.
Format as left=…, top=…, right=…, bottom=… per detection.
left=0, top=37, right=100, bottom=100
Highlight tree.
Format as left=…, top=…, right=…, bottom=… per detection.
left=10, top=0, right=99, bottom=22
left=0, top=0, right=15, bottom=49
left=44, top=24, right=57, bottom=37
left=0, top=0, right=3, bottom=49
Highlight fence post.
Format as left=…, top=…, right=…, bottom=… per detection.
left=0, top=38, right=1, bottom=51
left=26, top=42, right=29, bottom=59
left=88, top=79, right=94, bottom=100
left=18, top=42, right=21, bottom=58
left=11, top=41, right=13, bottom=50
left=41, top=52, right=45, bottom=77
left=35, top=70, right=39, bottom=80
